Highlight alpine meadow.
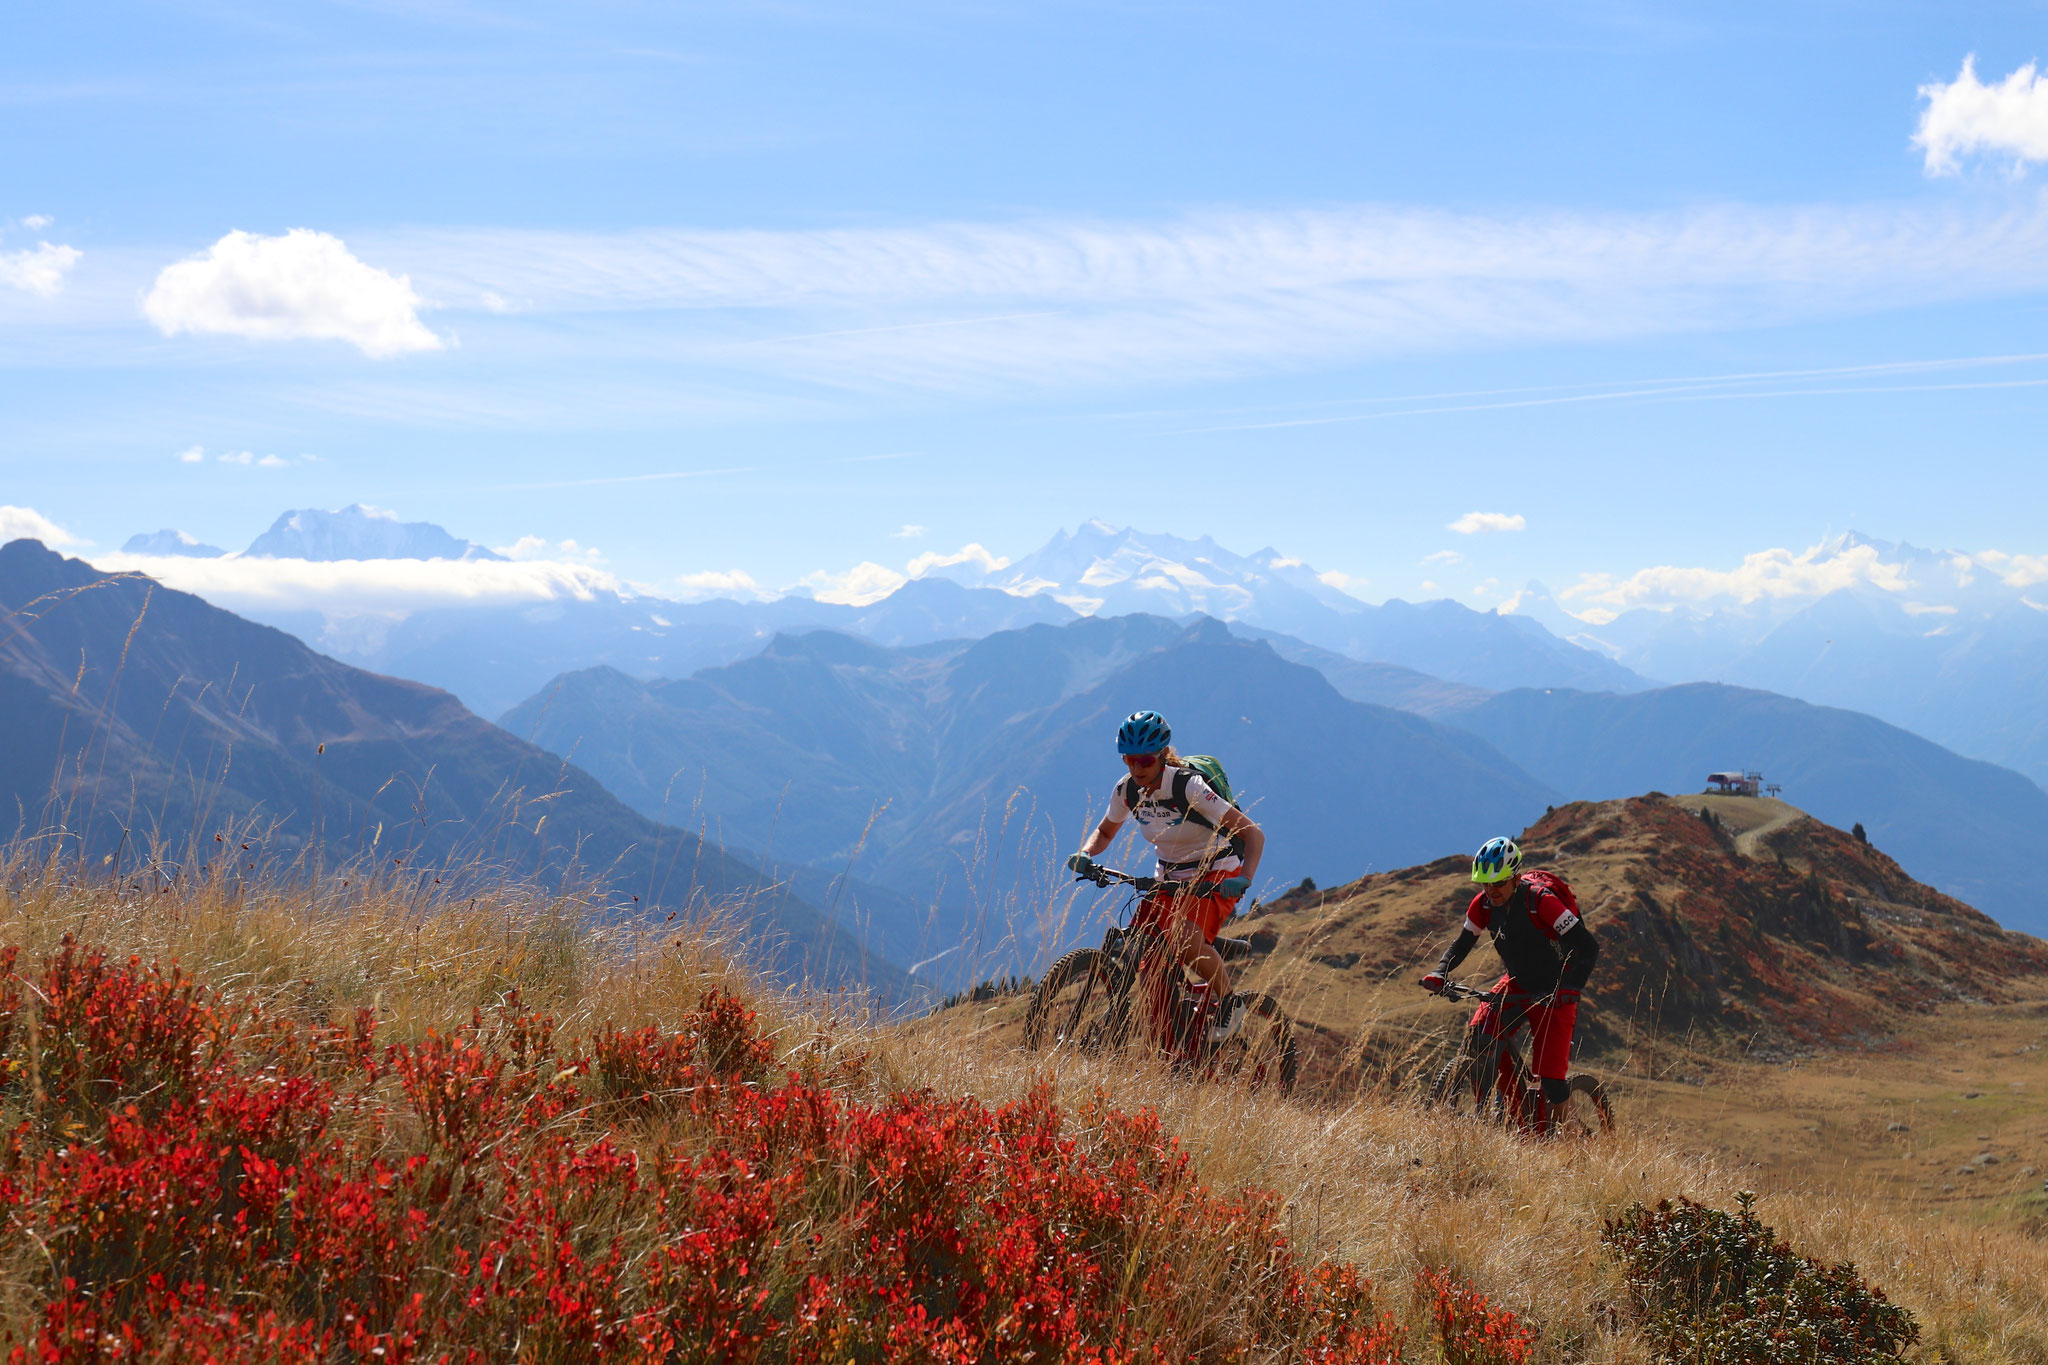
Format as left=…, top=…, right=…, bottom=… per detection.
left=8, top=3, right=2048, bottom=1360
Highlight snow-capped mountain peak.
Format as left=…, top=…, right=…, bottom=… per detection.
left=244, top=505, right=505, bottom=562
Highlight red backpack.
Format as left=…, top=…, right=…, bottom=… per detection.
left=1521, top=868, right=1580, bottom=918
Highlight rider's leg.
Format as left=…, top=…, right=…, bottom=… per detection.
left=1170, top=917, right=1232, bottom=996
left=1528, top=998, right=1578, bottom=1133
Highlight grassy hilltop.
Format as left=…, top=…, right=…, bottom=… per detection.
left=0, top=818, right=2044, bottom=1363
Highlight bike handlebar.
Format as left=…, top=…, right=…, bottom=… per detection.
left=1435, top=981, right=1505, bottom=1004
left=1074, top=865, right=1163, bottom=893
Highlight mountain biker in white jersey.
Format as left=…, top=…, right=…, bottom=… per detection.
left=1066, top=710, right=1266, bottom=1042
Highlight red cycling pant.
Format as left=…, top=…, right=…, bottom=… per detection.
left=1469, top=974, right=1579, bottom=1082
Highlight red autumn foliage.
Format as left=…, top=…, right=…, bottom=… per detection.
left=0, top=938, right=1522, bottom=1361
left=1415, top=1267, right=1539, bottom=1365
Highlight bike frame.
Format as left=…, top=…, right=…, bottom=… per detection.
left=1441, top=981, right=1543, bottom=1131
left=1081, top=868, right=1225, bottom=1063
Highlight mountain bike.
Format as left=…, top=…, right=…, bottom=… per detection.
left=1426, top=981, right=1614, bottom=1136
left=1024, top=865, right=1298, bottom=1093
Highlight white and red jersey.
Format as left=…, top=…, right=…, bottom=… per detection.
left=1103, top=764, right=1242, bottom=881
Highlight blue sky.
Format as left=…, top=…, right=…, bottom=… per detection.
left=6, top=1, right=2048, bottom=610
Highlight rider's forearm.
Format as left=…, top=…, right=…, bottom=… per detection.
left=1234, top=823, right=1264, bottom=883
left=1436, top=929, right=1478, bottom=976
left=1556, top=923, right=1599, bottom=995
left=1079, top=820, right=1119, bottom=858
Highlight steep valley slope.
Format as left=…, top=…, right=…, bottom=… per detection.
left=0, top=539, right=902, bottom=999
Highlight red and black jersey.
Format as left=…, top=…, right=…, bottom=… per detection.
left=1463, top=877, right=1586, bottom=996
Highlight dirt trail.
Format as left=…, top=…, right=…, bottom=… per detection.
left=1732, top=803, right=1801, bottom=858
left=1670, top=794, right=1805, bottom=861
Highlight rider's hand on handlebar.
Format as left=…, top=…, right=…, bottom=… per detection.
left=1419, top=971, right=1448, bottom=995
left=1216, top=875, right=1251, bottom=898
left=1066, top=852, right=1099, bottom=877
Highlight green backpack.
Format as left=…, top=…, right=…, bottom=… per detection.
left=1117, top=754, right=1243, bottom=856
left=1179, top=753, right=1234, bottom=804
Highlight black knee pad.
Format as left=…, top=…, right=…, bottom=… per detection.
left=1540, top=1076, right=1571, bottom=1105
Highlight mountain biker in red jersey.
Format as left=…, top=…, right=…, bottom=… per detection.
left=1067, top=709, right=1266, bottom=1042
left=1420, top=836, right=1600, bottom=1125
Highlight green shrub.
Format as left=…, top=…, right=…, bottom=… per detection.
left=1601, top=1191, right=1919, bottom=1364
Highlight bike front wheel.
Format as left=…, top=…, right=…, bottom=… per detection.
left=1024, top=948, right=1131, bottom=1054
left=1206, top=992, right=1298, bottom=1094
left=1551, top=1074, right=1616, bottom=1137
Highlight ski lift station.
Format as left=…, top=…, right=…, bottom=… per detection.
left=1706, top=770, right=1783, bottom=798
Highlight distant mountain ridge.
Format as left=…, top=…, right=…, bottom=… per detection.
left=504, top=614, right=1563, bottom=984
left=1509, top=532, right=2048, bottom=786
left=104, top=514, right=1650, bottom=718
left=121, top=529, right=226, bottom=557
left=0, top=538, right=901, bottom=1001
left=246, top=505, right=505, bottom=561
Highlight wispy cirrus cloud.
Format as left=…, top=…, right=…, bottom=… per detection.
left=354, top=198, right=2048, bottom=396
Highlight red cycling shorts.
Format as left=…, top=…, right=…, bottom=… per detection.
left=1470, top=973, right=1579, bottom=1082
left=1137, top=879, right=1238, bottom=944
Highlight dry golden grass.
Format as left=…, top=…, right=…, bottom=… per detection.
left=5, top=848, right=2045, bottom=1363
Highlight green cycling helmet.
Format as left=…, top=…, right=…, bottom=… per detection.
left=1470, top=836, right=1523, bottom=884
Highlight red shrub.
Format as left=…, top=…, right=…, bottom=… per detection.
left=0, top=940, right=1532, bottom=1362
left=1417, top=1266, right=1538, bottom=1365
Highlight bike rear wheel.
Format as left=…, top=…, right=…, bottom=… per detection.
left=1024, top=948, right=1130, bottom=1054
left=1206, top=992, right=1298, bottom=1094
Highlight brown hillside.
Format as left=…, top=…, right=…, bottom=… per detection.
left=1233, top=793, right=2048, bottom=1088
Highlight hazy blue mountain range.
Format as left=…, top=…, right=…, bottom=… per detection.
left=930, top=520, right=1652, bottom=694
left=1510, top=534, right=2048, bottom=787
left=0, top=538, right=900, bottom=1000
left=1443, top=682, right=2048, bottom=934
left=116, top=512, right=1651, bottom=718
left=503, top=615, right=1563, bottom=980
left=120, top=529, right=228, bottom=557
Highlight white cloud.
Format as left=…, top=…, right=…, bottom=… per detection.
left=1421, top=548, right=1465, bottom=566
left=890, top=524, right=929, bottom=539
left=0, top=505, right=86, bottom=548
left=1448, top=512, right=1526, bottom=535
left=1317, top=569, right=1369, bottom=596
left=906, top=543, right=1009, bottom=578
left=1974, top=549, right=2048, bottom=587
left=1901, top=601, right=1958, bottom=616
left=176, top=445, right=205, bottom=464
left=212, top=449, right=315, bottom=468
left=1915, top=56, right=2048, bottom=175
left=91, top=551, right=620, bottom=616
left=143, top=229, right=443, bottom=358
left=21, top=215, right=53, bottom=231
left=673, top=569, right=765, bottom=601
left=1, top=241, right=82, bottom=297
left=496, top=535, right=605, bottom=566
left=1563, top=540, right=1913, bottom=609
left=796, top=561, right=907, bottom=606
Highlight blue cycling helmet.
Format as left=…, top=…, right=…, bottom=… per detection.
left=1116, top=710, right=1172, bottom=755
left=1471, top=836, right=1523, bottom=885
